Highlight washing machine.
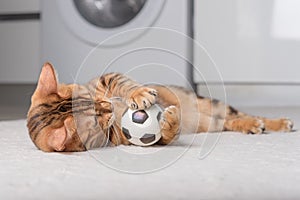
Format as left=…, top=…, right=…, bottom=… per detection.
left=41, top=0, right=194, bottom=88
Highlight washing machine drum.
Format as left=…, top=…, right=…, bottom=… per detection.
left=74, top=0, right=146, bottom=28
left=57, top=0, right=165, bottom=46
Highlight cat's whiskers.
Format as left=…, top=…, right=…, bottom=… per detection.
left=109, top=97, right=122, bottom=101
left=103, top=126, right=110, bottom=147
left=104, top=83, right=110, bottom=99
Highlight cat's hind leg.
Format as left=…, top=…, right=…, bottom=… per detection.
left=223, top=116, right=293, bottom=134
left=259, top=117, right=293, bottom=132
left=205, top=100, right=294, bottom=134
left=223, top=117, right=265, bottom=134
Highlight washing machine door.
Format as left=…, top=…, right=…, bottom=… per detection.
left=73, top=0, right=146, bottom=28
left=56, top=0, right=165, bottom=46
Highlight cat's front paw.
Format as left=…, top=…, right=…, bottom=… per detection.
left=160, top=106, right=180, bottom=130
left=158, top=106, right=181, bottom=144
left=127, top=87, right=157, bottom=110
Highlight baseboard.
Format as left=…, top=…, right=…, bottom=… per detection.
left=197, top=84, right=300, bottom=107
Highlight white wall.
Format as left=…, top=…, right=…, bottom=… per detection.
left=0, top=0, right=40, bottom=83
left=194, top=0, right=300, bottom=106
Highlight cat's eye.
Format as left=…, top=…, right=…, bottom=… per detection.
left=59, top=106, right=68, bottom=112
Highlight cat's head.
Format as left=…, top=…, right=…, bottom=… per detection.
left=27, top=63, right=112, bottom=152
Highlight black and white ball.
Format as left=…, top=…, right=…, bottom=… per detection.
left=121, top=104, right=162, bottom=146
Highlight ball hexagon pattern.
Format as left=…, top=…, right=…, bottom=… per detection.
left=132, top=110, right=149, bottom=124
left=121, top=104, right=163, bottom=146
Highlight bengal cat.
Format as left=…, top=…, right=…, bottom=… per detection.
left=27, top=63, right=293, bottom=152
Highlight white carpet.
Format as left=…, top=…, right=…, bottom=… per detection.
left=0, top=107, right=300, bottom=200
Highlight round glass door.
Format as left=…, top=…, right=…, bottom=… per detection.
left=74, top=0, right=147, bottom=28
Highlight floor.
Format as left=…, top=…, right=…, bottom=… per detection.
left=0, top=106, right=299, bottom=200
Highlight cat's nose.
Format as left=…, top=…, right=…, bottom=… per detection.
left=105, top=113, right=113, bottom=121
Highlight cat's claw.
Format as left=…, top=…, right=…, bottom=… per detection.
left=128, top=87, right=157, bottom=110
left=149, top=90, right=158, bottom=97
left=131, top=103, right=138, bottom=110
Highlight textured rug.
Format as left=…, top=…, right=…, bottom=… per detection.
left=0, top=107, right=299, bottom=200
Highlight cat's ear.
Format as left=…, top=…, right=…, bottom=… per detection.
left=36, top=62, right=58, bottom=96
left=47, top=126, right=67, bottom=152
left=47, top=117, right=77, bottom=152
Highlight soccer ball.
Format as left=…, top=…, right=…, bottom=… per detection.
left=121, top=104, right=163, bottom=146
